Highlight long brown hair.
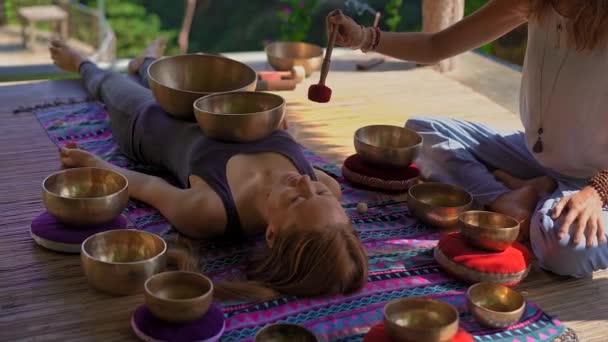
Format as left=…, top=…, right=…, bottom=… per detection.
left=173, top=223, right=368, bottom=301
left=528, top=0, right=608, bottom=51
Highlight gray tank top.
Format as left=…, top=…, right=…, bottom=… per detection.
left=129, top=101, right=318, bottom=236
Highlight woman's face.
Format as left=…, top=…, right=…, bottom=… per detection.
left=265, top=172, right=349, bottom=244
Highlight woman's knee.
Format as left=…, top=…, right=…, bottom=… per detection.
left=405, top=115, right=438, bottom=132
left=530, top=204, right=607, bottom=278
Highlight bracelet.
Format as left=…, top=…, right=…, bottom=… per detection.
left=351, top=25, right=367, bottom=50
left=361, top=27, right=376, bottom=52
left=371, top=27, right=382, bottom=50
left=588, top=170, right=608, bottom=206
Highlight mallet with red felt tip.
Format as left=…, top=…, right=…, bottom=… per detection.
left=308, top=23, right=339, bottom=103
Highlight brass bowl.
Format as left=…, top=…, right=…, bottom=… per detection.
left=384, top=297, right=459, bottom=342
left=467, top=282, right=525, bottom=328
left=459, top=211, right=520, bottom=252
left=81, top=230, right=167, bottom=296
left=148, top=54, right=258, bottom=119
left=265, top=42, right=323, bottom=77
left=194, top=91, right=285, bottom=143
left=254, top=323, right=318, bottom=342
left=145, top=271, right=213, bottom=323
left=408, top=183, right=473, bottom=229
left=42, top=167, right=128, bottom=227
left=354, top=125, right=423, bottom=168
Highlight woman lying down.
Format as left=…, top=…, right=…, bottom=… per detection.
left=49, top=38, right=368, bottom=301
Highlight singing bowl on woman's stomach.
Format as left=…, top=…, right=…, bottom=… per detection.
left=147, top=54, right=258, bottom=120
left=194, top=91, right=285, bottom=143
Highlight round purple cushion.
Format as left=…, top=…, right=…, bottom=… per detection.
left=30, top=211, right=128, bottom=253
left=131, top=304, right=225, bottom=342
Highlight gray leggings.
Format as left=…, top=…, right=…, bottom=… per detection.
left=79, top=58, right=156, bottom=160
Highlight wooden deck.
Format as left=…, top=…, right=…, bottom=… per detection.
left=1, top=51, right=607, bottom=341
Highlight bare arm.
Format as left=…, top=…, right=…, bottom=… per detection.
left=330, top=0, right=529, bottom=64
left=60, top=146, right=223, bottom=238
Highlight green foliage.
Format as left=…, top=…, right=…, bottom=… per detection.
left=89, top=0, right=178, bottom=58
left=384, top=0, right=403, bottom=32
left=276, top=0, right=318, bottom=44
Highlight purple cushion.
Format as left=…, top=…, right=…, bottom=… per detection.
left=31, top=211, right=127, bottom=246
left=131, top=304, right=225, bottom=342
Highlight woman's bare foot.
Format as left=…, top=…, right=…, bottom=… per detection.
left=59, top=142, right=103, bottom=168
left=488, top=185, right=539, bottom=241
left=49, top=40, right=87, bottom=73
left=493, top=169, right=557, bottom=196
left=127, top=38, right=168, bottom=74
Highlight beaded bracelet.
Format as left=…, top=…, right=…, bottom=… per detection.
left=588, top=170, right=608, bottom=206
left=352, top=25, right=368, bottom=50
left=361, top=27, right=376, bottom=53
left=371, top=27, right=382, bottom=50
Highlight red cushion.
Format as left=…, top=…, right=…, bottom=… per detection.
left=434, top=233, right=532, bottom=286
left=342, top=154, right=419, bottom=191
left=363, top=323, right=474, bottom=342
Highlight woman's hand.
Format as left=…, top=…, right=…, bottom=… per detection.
left=552, top=186, right=607, bottom=248
left=326, top=10, right=365, bottom=48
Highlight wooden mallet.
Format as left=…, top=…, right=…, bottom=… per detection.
left=308, top=21, right=339, bottom=103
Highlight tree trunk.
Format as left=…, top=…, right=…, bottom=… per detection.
left=178, top=0, right=197, bottom=54
left=0, top=0, right=6, bottom=26
left=422, top=0, right=464, bottom=72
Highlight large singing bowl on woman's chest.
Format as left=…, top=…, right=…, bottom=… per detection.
left=147, top=54, right=258, bottom=120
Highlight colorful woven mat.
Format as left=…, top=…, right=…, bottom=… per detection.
left=32, top=100, right=577, bottom=341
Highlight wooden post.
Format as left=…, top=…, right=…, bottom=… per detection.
left=0, top=0, right=6, bottom=26
left=422, top=0, right=464, bottom=72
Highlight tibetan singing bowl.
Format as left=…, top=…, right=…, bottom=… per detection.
left=81, top=230, right=167, bottom=295
left=459, top=211, right=520, bottom=252
left=42, top=167, right=128, bottom=227
left=265, top=41, right=323, bottom=77
left=467, top=282, right=525, bottom=328
left=254, top=323, right=318, bottom=342
left=384, top=297, right=459, bottom=342
left=148, top=54, right=258, bottom=119
left=194, top=91, right=285, bottom=143
left=145, top=271, right=213, bottom=323
left=407, top=183, right=473, bottom=229
left=354, top=125, right=423, bottom=168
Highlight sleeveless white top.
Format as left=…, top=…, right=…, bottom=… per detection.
left=520, top=8, right=608, bottom=180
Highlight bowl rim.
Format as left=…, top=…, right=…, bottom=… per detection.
left=144, top=271, right=214, bottom=303
left=354, top=124, right=423, bottom=151
left=42, top=167, right=129, bottom=201
left=264, top=41, right=324, bottom=59
left=146, top=53, right=258, bottom=96
left=193, top=91, right=286, bottom=116
left=466, top=282, right=526, bottom=314
left=253, top=323, right=318, bottom=341
left=458, top=210, right=520, bottom=231
left=383, top=297, right=459, bottom=331
left=81, top=229, right=167, bottom=265
left=408, top=182, right=473, bottom=210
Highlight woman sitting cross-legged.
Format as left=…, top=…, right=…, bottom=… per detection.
left=49, top=39, right=368, bottom=300
left=328, top=0, right=608, bottom=278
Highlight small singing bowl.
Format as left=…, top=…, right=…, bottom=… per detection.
left=408, top=183, right=473, bottom=229
left=459, top=211, right=520, bottom=252
left=194, top=91, right=285, bottom=143
left=384, top=297, right=459, bottom=342
left=467, top=282, right=525, bottom=328
left=144, top=271, right=213, bottom=323
left=265, top=41, right=323, bottom=77
left=148, top=54, right=258, bottom=119
left=254, top=323, right=318, bottom=342
left=354, top=125, right=423, bottom=168
left=81, top=230, right=167, bottom=296
left=42, top=167, right=128, bottom=227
